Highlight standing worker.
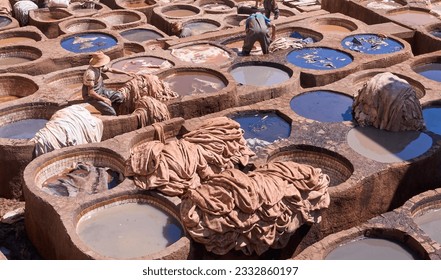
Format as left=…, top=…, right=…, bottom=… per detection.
left=241, top=12, right=276, bottom=56
left=263, top=0, right=279, bottom=20
left=82, top=52, right=128, bottom=116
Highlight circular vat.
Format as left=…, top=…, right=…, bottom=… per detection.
left=197, top=0, right=235, bottom=14
left=0, top=15, right=13, bottom=29
left=324, top=229, right=423, bottom=260
left=353, top=71, right=425, bottom=99
left=426, top=23, right=441, bottom=39
left=170, top=43, right=232, bottom=65
left=278, top=9, right=296, bottom=19
left=408, top=190, right=441, bottom=245
left=267, top=145, right=354, bottom=187
left=76, top=195, right=185, bottom=259
left=290, top=90, right=353, bottom=122
left=32, top=147, right=125, bottom=197
left=346, top=126, right=432, bottom=163
left=116, top=0, right=157, bottom=9
left=341, top=33, right=404, bottom=54
left=123, top=42, right=145, bottom=56
left=387, top=7, right=440, bottom=27
left=286, top=47, right=353, bottom=70
left=58, top=18, right=109, bottom=34
left=221, top=36, right=263, bottom=55
left=0, top=45, right=42, bottom=68
left=29, top=8, right=72, bottom=22
left=412, top=57, right=441, bottom=83
left=160, top=4, right=202, bottom=18
left=94, top=10, right=146, bottom=30
left=0, top=74, right=39, bottom=104
left=161, top=68, right=228, bottom=96
left=223, top=14, right=248, bottom=27
left=0, top=29, right=44, bottom=47
left=182, top=18, right=221, bottom=36
left=44, top=67, right=86, bottom=100
left=111, top=55, right=174, bottom=75
left=276, top=26, right=323, bottom=43
left=229, top=111, right=291, bottom=150
left=313, top=17, right=358, bottom=34
left=68, top=1, right=109, bottom=17
left=60, top=32, right=118, bottom=53
left=423, top=105, right=441, bottom=135
left=120, top=27, right=163, bottom=42
left=229, top=62, right=293, bottom=87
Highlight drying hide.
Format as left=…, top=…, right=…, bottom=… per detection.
left=132, top=95, right=171, bottom=128
left=32, top=105, right=103, bottom=157
left=13, top=0, right=38, bottom=26
left=353, top=72, right=425, bottom=132
left=180, top=161, right=331, bottom=255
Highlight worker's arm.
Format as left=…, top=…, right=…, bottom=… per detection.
left=270, top=23, right=276, bottom=41
left=87, top=86, right=112, bottom=105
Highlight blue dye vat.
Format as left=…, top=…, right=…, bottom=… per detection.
left=286, top=47, right=352, bottom=70
left=431, top=29, right=441, bottom=38
left=423, top=107, right=441, bottom=135
left=341, top=34, right=403, bottom=54
left=232, top=112, right=291, bottom=143
left=61, top=33, right=117, bottom=53
left=414, top=63, right=441, bottom=82
left=290, top=90, right=353, bottom=122
left=0, top=119, right=47, bottom=139
left=0, top=16, right=12, bottom=28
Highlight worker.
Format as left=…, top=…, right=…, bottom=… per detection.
left=241, top=12, right=276, bottom=56
left=82, top=52, right=128, bottom=116
left=263, top=0, right=279, bottom=20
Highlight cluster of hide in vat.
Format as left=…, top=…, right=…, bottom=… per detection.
left=125, top=117, right=331, bottom=255
left=352, top=72, right=425, bottom=132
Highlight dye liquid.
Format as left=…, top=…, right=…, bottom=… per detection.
left=163, top=9, right=198, bottom=17
left=112, top=56, right=169, bottom=74
left=230, top=65, right=291, bottom=86
left=341, top=34, right=403, bottom=54
left=76, top=202, right=183, bottom=259
left=0, top=119, right=48, bottom=139
left=413, top=63, right=441, bottom=82
left=0, top=37, right=36, bottom=46
left=414, top=208, right=441, bottom=244
left=0, top=16, right=12, bottom=28
left=388, top=10, right=440, bottom=26
left=232, top=112, right=291, bottom=143
left=61, top=33, right=117, bottom=53
left=120, top=29, right=163, bottom=43
left=347, top=126, right=432, bottom=163
left=164, top=72, right=226, bottom=96
left=290, top=90, right=353, bottom=122
left=316, top=24, right=352, bottom=33
left=184, top=21, right=218, bottom=35
left=325, top=238, right=416, bottom=260
left=431, top=29, right=441, bottom=38
left=286, top=47, right=353, bottom=70
left=0, top=56, right=34, bottom=66
left=423, top=107, right=441, bottom=135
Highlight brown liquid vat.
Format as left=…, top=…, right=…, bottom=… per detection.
left=386, top=7, right=441, bottom=28
left=195, top=0, right=236, bottom=14
left=123, top=41, right=147, bottom=56
left=267, top=145, right=354, bottom=187
left=312, top=16, right=359, bottom=35
left=0, top=74, right=40, bottom=105
left=293, top=226, right=429, bottom=260
left=115, top=0, right=158, bottom=19
left=93, top=9, right=147, bottom=31
left=181, top=18, right=223, bottom=36
left=276, top=26, right=323, bottom=42
left=157, top=66, right=237, bottom=119
left=28, top=8, right=74, bottom=39
left=68, top=2, right=111, bottom=18
left=0, top=26, right=46, bottom=46
left=151, top=4, right=203, bottom=34
left=58, top=18, right=110, bottom=35
left=0, top=102, right=60, bottom=199
left=223, top=14, right=248, bottom=28
left=0, top=45, right=43, bottom=75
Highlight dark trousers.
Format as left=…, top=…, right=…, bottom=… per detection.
left=82, top=86, right=124, bottom=116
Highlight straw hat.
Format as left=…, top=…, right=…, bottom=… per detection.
left=89, top=51, right=110, bottom=67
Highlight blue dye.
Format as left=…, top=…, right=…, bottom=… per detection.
left=431, top=30, right=441, bottom=38
left=341, top=34, right=403, bottom=54
left=61, top=33, right=117, bottom=53
left=0, top=16, right=12, bottom=28
left=289, top=31, right=315, bottom=43
left=290, top=91, right=353, bottom=122
left=230, top=65, right=290, bottom=86
left=423, top=107, right=441, bottom=135
left=286, top=47, right=353, bottom=70
left=414, top=63, right=441, bottom=82
left=163, top=219, right=184, bottom=246
left=232, top=112, right=291, bottom=143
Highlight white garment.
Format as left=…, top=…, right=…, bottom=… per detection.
left=13, top=1, right=38, bottom=26
left=32, top=105, right=103, bottom=157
